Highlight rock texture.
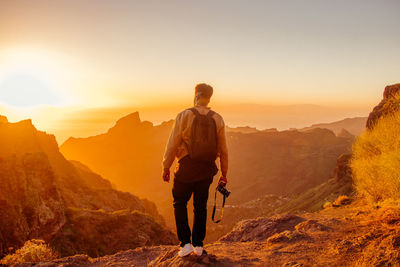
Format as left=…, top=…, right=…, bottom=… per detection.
left=333, top=153, right=352, bottom=183
left=366, top=83, right=400, bottom=130
left=0, top=117, right=177, bottom=258
left=219, top=214, right=305, bottom=242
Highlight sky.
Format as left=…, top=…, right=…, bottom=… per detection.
left=0, top=0, right=399, bottom=141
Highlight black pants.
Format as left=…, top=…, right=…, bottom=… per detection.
left=172, top=178, right=213, bottom=247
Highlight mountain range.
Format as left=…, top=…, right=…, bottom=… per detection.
left=60, top=112, right=356, bottom=235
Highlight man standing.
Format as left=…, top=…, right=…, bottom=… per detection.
left=162, top=83, right=228, bottom=257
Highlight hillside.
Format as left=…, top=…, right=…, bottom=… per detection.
left=299, top=117, right=367, bottom=136
left=0, top=117, right=177, bottom=258
left=60, top=113, right=354, bottom=231
left=206, top=152, right=354, bottom=242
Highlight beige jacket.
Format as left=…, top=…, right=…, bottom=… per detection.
left=163, top=105, right=228, bottom=177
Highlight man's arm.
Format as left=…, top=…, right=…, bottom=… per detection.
left=217, top=118, right=228, bottom=184
left=162, top=113, right=183, bottom=181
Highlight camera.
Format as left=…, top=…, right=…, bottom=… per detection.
left=216, top=184, right=231, bottom=198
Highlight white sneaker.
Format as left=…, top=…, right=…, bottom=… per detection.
left=178, top=243, right=193, bottom=257
left=193, top=246, right=203, bottom=256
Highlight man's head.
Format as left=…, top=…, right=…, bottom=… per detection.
left=194, top=83, right=213, bottom=106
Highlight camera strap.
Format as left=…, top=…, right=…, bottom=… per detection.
left=211, top=188, right=226, bottom=223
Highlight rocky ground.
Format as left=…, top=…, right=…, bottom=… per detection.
left=17, top=200, right=400, bottom=267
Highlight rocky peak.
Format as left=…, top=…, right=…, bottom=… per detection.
left=0, top=117, right=61, bottom=166
left=367, top=83, right=400, bottom=130
left=107, top=112, right=154, bottom=135
left=114, top=112, right=141, bottom=128
left=383, top=83, right=400, bottom=99
left=337, top=128, right=354, bottom=139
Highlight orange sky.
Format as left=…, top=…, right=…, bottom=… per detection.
left=0, top=0, right=399, bottom=142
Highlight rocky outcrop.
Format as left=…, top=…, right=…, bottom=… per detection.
left=0, top=153, right=65, bottom=256
left=219, top=214, right=305, bottom=242
left=366, top=83, right=400, bottom=130
left=333, top=153, right=352, bottom=182
left=0, top=116, right=177, bottom=258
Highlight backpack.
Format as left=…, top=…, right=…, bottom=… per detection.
left=187, top=108, right=218, bottom=162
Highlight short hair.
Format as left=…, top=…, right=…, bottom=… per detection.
left=195, top=83, right=213, bottom=99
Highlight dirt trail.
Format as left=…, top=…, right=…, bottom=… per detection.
left=25, top=202, right=400, bottom=267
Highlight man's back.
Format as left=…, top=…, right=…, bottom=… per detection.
left=163, top=105, right=228, bottom=179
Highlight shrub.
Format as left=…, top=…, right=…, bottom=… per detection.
left=351, top=110, right=400, bottom=202
left=0, top=239, right=58, bottom=265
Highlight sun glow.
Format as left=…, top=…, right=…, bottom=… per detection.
left=0, top=48, right=73, bottom=109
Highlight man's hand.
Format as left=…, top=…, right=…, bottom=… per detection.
left=218, top=176, right=227, bottom=187
left=163, top=168, right=170, bottom=183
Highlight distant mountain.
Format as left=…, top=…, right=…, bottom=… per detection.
left=300, top=117, right=367, bottom=136
left=0, top=116, right=176, bottom=258
left=226, top=126, right=259, bottom=134
left=226, top=126, right=278, bottom=134
left=61, top=112, right=354, bottom=234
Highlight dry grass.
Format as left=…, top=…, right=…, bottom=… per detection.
left=333, top=195, right=352, bottom=206
left=351, top=110, right=400, bottom=202
left=323, top=201, right=333, bottom=209
left=0, top=239, right=58, bottom=265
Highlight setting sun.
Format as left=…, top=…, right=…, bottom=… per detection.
left=0, top=48, right=72, bottom=108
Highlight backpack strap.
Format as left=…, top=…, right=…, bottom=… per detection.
left=207, top=110, right=215, bottom=118
left=188, top=107, right=200, bottom=116
left=188, top=108, right=215, bottom=118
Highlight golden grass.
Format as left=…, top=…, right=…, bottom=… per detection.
left=323, top=201, right=333, bottom=209
left=351, top=110, right=400, bottom=202
left=333, top=195, right=352, bottom=206
left=0, top=239, right=58, bottom=265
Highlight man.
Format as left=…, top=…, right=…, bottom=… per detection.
left=162, top=83, right=228, bottom=257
